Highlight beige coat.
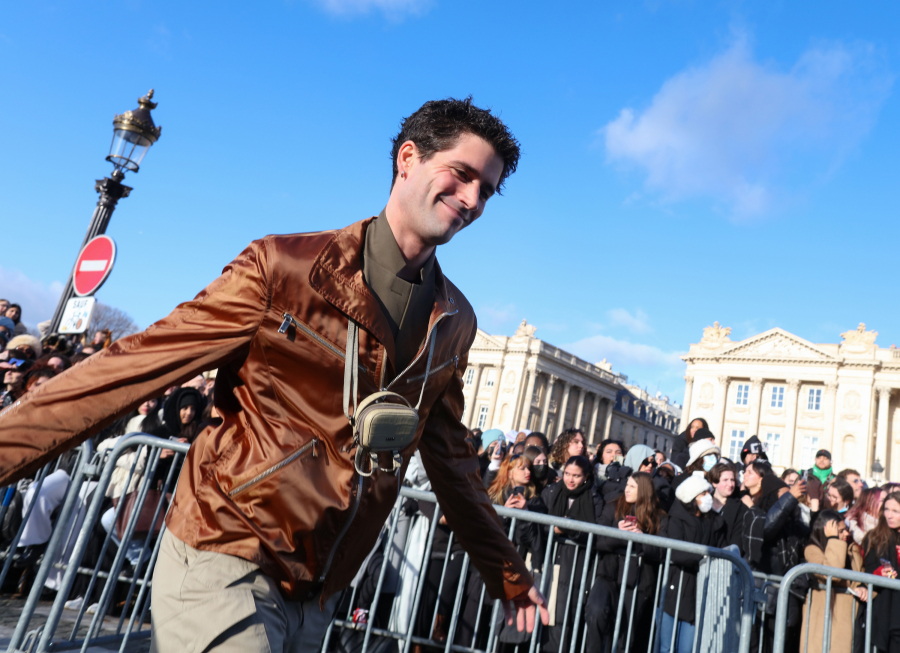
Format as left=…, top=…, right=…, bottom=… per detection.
left=800, top=539, right=863, bottom=653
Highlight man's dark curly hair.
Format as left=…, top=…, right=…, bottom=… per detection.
left=390, top=96, right=520, bottom=193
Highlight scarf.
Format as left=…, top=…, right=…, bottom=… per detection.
left=549, top=480, right=596, bottom=525
left=811, top=466, right=833, bottom=484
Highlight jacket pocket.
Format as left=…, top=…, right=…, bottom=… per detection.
left=279, top=313, right=367, bottom=374
left=227, top=438, right=319, bottom=498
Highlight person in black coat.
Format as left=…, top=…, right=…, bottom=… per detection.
left=669, top=417, right=708, bottom=469
left=657, top=471, right=726, bottom=653
left=708, top=460, right=747, bottom=554
left=540, top=455, right=604, bottom=653
left=587, top=471, right=668, bottom=653
left=862, top=491, right=900, bottom=652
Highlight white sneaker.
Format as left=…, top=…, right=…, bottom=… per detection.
left=64, top=597, right=84, bottom=611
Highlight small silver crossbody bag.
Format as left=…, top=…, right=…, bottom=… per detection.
left=343, top=321, right=436, bottom=477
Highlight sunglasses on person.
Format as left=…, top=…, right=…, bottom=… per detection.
left=643, top=456, right=658, bottom=468
left=6, top=358, right=26, bottom=368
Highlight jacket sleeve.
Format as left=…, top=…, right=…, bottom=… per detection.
left=663, top=516, right=703, bottom=570
left=805, top=541, right=852, bottom=589
left=417, top=347, right=534, bottom=602
left=0, top=240, right=270, bottom=486
left=763, top=492, right=797, bottom=540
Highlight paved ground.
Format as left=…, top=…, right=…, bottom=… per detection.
left=0, top=597, right=150, bottom=652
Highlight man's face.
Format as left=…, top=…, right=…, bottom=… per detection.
left=816, top=455, right=831, bottom=470
left=845, top=473, right=863, bottom=498
left=397, top=133, right=504, bottom=247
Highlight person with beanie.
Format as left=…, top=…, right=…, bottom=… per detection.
left=480, top=428, right=508, bottom=484
left=806, top=449, right=835, bottom=513
left=658, top=471, right=725, bottom=653
left=740, top=435, right=768, bottom=465
left=0, top=316, right=16, bottom=349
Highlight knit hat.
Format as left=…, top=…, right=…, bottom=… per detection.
left=691, top=427, right=716, bottom=443
left=481, top=429, right=503, bottom=448
left=687, top=439, right=721, bottom=467
left=675, top=471, right=712, bottom=504
left=5, top=334, right=41, bottom=358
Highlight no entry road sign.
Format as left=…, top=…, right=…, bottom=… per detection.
left=73, top=235, right=117, bottom=296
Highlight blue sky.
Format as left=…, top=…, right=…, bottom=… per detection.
left=1, top=1, right=898, bottom=402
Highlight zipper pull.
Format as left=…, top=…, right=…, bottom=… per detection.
left=312, top=438, right=318, bottom=457
left=454, top=355, right=459, bottom=368
left=279, top=313, right=293, bottom=334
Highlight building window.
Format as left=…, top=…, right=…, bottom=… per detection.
left=771, top=386, right=784, bottom=408
left=618, top=422, right=624, bottom=437
left=764, top=432, right=782, bottom=465
left=801, top=435, right=820, bottom=468
left=729, top=430, right=745, bottom=461
left=465, top=368, right=475, bottom=385
left=735, top=384, right=749, bottom=406
left=485, top=370, right=496, bottom=388
left=620, top=397, right=629, bottom=411
left=807, top=388, right=822, bottom=411
left=476, top=406, right=489, bottom=429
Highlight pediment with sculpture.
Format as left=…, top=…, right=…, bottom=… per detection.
left=471, top=329, right=506, bottom=351
left=717, top=329, right=837, bottom=362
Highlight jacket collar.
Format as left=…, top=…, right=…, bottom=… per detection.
left=308, top=217, right=457, bottom=368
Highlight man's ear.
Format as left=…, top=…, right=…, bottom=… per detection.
left=396, top=140, right=419, bottom=177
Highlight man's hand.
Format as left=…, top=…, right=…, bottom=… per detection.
left=502, top=585, right=549, bottom=633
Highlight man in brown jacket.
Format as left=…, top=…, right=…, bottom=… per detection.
left=0, top=97, right=548, bottom=651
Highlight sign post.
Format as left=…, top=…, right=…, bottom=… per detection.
left=59, top=297, right=97, bottom=334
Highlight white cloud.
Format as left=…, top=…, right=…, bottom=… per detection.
left=564, top=333, right=682, bottom=370
left=603, top=36, right=892, bottom=218
left=607, top=308, right=652, bottom=333
left=312, top=0, right=430, bottom=18
left=0, top=266, right=63, bottom=332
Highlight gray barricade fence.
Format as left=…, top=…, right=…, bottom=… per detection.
left=9, top=434, right=891, bottom=653
left=5, top=433, right=190, bottom=653
left=772, top=562, right=900, bottom=653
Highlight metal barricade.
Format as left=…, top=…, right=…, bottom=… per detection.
left=773, top=562, right=900, bottom=653
left=7, top=433, right=189, bottom=653
left=322, top=486, right=758, bottom=653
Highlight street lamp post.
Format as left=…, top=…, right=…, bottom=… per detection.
left=872, top=458, right=885, bottom=485
left=49, top=90, right=161, bottom=334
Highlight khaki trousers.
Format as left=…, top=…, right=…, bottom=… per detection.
left=150, top=529, right=340, bottom=653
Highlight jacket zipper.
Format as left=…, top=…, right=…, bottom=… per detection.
left=319, top=309, right=458, bottom=585
left=404, top=354, right=458, bottom=384
left=228, top=438, right=318, bottom=497
left=280, top=313, right=367, bottom=374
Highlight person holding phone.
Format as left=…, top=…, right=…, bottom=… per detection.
left=589, top=472, right=667, bottom=652
left=863, top=491, right=900, bottom=652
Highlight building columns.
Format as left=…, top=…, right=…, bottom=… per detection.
left=587, top=394, right=600, bottom=443
left=876, top=386, right=892, bottom=473
left=680, top=375, right=694, bottom=432
left=783, top=379, right=800, bottom=469
left=463, top=364, right=484, bottom=426
left=748, top=377, right=764, bottom=437
left=714, top=376, right=730, bottom=446
left=603, top=398, right=614, bottom=441
left=558, top=381, right=572, bottom=431
left=518, top=369, right=537, bottom=430
left=822, top=382, right=838, bottom=462
left=539, top=375, right=557, bottom=433
left=574, top=389, right=586, bottom=429
left=485, top=367, right=504, bottom=430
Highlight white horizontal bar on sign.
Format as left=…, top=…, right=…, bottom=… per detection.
left=79, top=260, right=108, bottom=272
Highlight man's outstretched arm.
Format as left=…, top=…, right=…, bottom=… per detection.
left=416, top=349, right=548, bottom=631
left=0, top=239, right=270, bottom=486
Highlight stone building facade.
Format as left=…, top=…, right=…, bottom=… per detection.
left=681, top=322, right=900, bottom=481
left=463, top=320, right=681, bottom=452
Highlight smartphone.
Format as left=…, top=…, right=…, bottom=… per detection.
left=624, top=515, right=638, bottom=525
left=801, top=470, right=808, bottom=482
left=513, top=486, right=525, bottom=496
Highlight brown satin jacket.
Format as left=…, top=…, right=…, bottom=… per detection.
left=0, top=217, right=533, bottom=603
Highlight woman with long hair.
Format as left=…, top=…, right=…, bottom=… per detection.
left=862, top=491, right=900, bottom=652
left=670, top=417, right=709, bottom=468
left=541, top=456, right=603, bottom=653
left=549, top=429, right=586, bottom=469
left=800, top=510, right=866, bottom=653
left=523, top=445, right=552, bottom=494
left=740, top=459, right=772, bottom=505
left=847, top=487, right=885, bottom=546
left=589, top=472, right=667, bottom=652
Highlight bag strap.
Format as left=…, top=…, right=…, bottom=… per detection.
left=343, top=319, right=439, bottom=423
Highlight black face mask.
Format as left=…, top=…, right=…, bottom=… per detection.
left=532, top=464, right=548, bottom=481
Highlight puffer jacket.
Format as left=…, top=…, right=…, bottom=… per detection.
left=0, top=217, right=533, bottom=604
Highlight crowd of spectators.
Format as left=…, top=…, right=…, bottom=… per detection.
left=4, top=298, right=900, bottom=651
